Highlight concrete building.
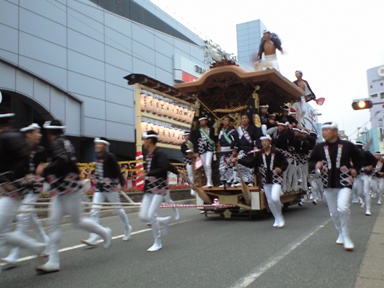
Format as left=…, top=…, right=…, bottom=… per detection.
left=0, top=0, right=208, bottom=161
left=367, top=65, right=384, bottom=127
left=236, top=19, right=267, bottom=69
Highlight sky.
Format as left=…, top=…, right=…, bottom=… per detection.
left=150, top=0, right=384, bottom=139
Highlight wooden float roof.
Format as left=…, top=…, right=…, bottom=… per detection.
left=174, top=65, right=304, bottom=113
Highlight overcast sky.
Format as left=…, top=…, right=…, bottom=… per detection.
left=150, top=0, right=384, bottom=139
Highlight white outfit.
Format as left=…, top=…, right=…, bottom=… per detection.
left=139, top=193, right=171, bottom=251
left=359, top=174, right=372, bottom=214
left=85, top=191, right=131, bottom=243
left=283, top=157, right=298, bottom=192
left=264, top=184, right=285, bottom=227
left=0, top=196, right=46, bottom=272
left=372, top=176, right=383, bottom=204
left=38, top=190, right=111, bottom=271
left=254, top=54, right=280, bottom=71
left=292, top=96, right=306, bottom=125
left=186, top=163, right=195, bottom=196
left=200, top=151, right=213, bottom=187
left=2, top=192, right=49, bottom=264
left=324, top=188, right=354, bottom=249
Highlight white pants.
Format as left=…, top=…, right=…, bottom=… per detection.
left=360, top=174, right=372, bottom=211
left=186, top=163, right=195, bottom=196
left=264, top=184, right=283, bottom=223
left=139, top=193, right=169, bottom=242
left=352, top=177, right=363, bottom=202
left=284, top=158, right=298, bottom=192
left=324, top=188, right=352, bottom=241
left=46, top=191, right=110, bottom=265
left=372, top=177, right=383, bottom=203
left=309, top=176, right=322, bottom=201
left=200, top=151, right=213, bottom=186
left=88, top=191, right=130, bottom=240
left=298, top=162, right=308, bottom=191
left=254, top=54, right=280, bottom=71
left=292, top=96, right=306, bottom=125
left=0, top=196, right=45, bottom=262
left=4, top=192, right=49, bottom=261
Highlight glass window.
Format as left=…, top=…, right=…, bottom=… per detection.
left=371, top=94, right=377, bottom=98
left=380, top=93, right=384, bottom=99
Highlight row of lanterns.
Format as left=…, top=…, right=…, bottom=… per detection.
left=141, top=122, right=184, bottom=145
left=140, top=94, right=194, bottom=123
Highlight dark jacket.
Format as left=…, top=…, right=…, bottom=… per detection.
left=239, top=147, right=288, bottom=185
left=236, top=124, right=262, bottom=151
left=0, top=129, right=29, bottom=195
left=308, top=139, right=362, bottom=189
left=190, top=127, right=216, bottom=154
left=361, top=150, right=377, bottom=175
left=257, top=33, right=282, bottom=58
left=95, top=151, right=125, bottom=192
left=144, top=147, right=170, bottom=195
left=293, top=79, right=316, bottom=99
left=218, top=126, right=239, bottom=150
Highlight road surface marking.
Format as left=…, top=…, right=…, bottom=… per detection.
left=231, top=219, right=331, bottom=288
left=5, top=219, right=193, bottom=264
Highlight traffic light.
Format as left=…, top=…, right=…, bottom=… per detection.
left=352, top=99, right=373, bottom=110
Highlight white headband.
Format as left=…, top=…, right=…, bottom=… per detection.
left=260, top=105, right=269, bottom=108
left=322, top=122, right=338, bottom=129
left=0, top=113, right=15, bottom=118
left=183, top=131, right=190, bottom=136
left=277, top=121, right=289, bottom=126
left=198, top=117, right=208, bottom=121
left=143, top=131, right=158, bottom=139
left=94, top=138, right=110, bottom=146
left=43, top=121, right=66, bottom=129
left=292, top=128, right=301, bottom=132
left=260, top=135, right=272, bottom=141
left=186, top=149, right=194, bottom=153
left=301, top=130, right=310, bottom=135
left=20, top=123, right=40, bottom=132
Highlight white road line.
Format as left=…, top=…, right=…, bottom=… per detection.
left=4, top=219, right=193, bottom=265
left=231, top=219, right=331, bottom=288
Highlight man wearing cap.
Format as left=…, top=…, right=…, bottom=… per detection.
left=236, top=135, right=288, bottom=227
left=372, top=151, right=384, bottom=205
left=273, top=122, right=298, bottom=192
left=37, top=120, right=112, bottom=273
left=308, top=122, right=362, bottom=251
left=0, top=110, right=47, bottom=274
left=190, top=116, right=216, bottom=188
left=138, top=130, right=172, bottom=252
left=259, top=105, right=269, bottom=126
left=181, top=131, right=195, bottom=196
left=2, top=123, right=50, bottom=266
left=293, top=70, right=316, bottom=102
left=233, top=113, right=262, bottom=186
left=82, top=137, right=132, bottom=247
left=354, top=142, right=377, bottom=216
left=276, top=105, right=298, bottom=126
left=218, top=115, right=239, bottom=187
left=254, top=30, right=283, bottom=71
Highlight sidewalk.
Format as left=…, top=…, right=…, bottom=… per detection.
left=355, top=203, right=384, bottom=288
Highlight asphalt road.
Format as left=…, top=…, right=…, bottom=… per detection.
left=0, top=201, right=380, bottom=288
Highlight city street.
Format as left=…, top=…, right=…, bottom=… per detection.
left=1, top=201, right=381, bottom=288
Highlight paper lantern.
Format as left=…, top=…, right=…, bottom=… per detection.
left=158, top=126, right=166, bottom=142
left=163, top=101, right=170, bottom=118
left=140, top=122, right=149, bottom=134
left=140, top=94, right=149, bottom=112
left=164, top=127, right=172, bottom=143
left=181, top=108, right=189, bottom=123
left=157, top=100, right=166, bottom=117
left=168, top=104, right=176, bottom=119
left=170, top=129, right=178, bottom=145
left=148, top=97, right=159, bottom=114
left=173, top=105, right=182, bottom=121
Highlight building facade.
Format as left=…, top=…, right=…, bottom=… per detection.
left=0, top=0, right=208, bottom=161
left=367, top=65, right=384, bottom=128
left=236, top=19, right=267, bottom=69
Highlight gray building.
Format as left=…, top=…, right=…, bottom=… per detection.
left=367, top=65, right=384, bottom=127
left=236, top=19, right=267, bottom=69
left=0, top=0, right=209, bottom=161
